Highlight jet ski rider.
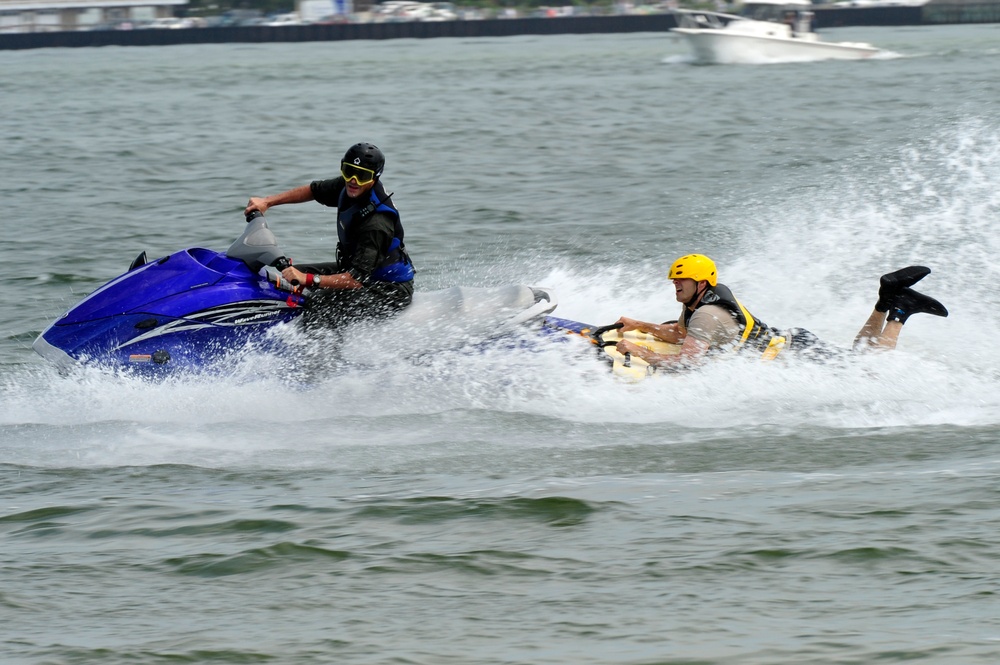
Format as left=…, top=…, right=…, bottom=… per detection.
left=614, top=254, right=948, bottom=369
left=244, top=142, right=414, bottom=322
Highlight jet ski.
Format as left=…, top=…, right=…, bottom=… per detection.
left=33, top=211, right=558, bottom=374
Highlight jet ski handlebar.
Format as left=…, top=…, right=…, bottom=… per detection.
left=591, top=322, right=624, bottom=348
left=235, top=210, right=299, bottom=282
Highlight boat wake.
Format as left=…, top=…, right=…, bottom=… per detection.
left=3, top=119, right=1000, bottom=468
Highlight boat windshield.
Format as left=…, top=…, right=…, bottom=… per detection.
left=741, top=0, right=810, bottom=21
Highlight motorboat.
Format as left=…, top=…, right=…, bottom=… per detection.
left=33, top=211, right=557, bottom=375
left=670, top=0, right=880, bottom=64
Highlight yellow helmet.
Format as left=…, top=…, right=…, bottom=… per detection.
left=668, top=254, right=717, bottom=287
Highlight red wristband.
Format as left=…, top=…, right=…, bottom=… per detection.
left=305, top=273, right=315, bottom=287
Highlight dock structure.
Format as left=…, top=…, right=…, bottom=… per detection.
left=814, top=0, right=1000, bottom=26
left=2, top=0, right=999, bottom=48
left=920, top=0, right=1000, bottom=23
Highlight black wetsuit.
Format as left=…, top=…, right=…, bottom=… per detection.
left=301, top=176, right=414, bottom=323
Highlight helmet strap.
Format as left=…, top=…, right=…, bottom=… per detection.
left=685, top=281, right=709, bottom=310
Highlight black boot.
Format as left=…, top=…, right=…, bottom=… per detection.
left=876, top=266, right=931, bottom=312
left=886, top=287, right=948, bottom=323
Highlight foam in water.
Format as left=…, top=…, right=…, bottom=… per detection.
left=3, top=121, right=999, bottom=466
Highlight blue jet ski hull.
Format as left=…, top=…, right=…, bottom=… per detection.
left=33, top=213, right=561, bottom=376
left=34, top=247, right=304, bottom=372
left=34, top=217, right=306, bottom=373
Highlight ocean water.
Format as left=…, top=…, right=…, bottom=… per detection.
left=3, top=24, right=1000, bottom=664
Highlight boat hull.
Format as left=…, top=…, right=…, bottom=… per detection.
left=672, top=27, right=879, bottom=64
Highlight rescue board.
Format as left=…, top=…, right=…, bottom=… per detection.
left=542, top=317, right=681, bottom=381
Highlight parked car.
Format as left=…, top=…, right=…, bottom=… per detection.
left=141, top=17, right=198, bottom=29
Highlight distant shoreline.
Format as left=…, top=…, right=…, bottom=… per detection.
left=0, top=6, right=957, bottom=51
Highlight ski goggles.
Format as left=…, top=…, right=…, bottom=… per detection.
left=341, top=162, right=376, bottom=185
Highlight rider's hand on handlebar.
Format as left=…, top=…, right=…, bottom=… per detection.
left=245, top=197, right=269, bottom=216
left=282, top=266, right=306, bottom=289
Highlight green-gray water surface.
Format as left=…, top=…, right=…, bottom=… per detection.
left=3, top=25, right=1000, bottom=664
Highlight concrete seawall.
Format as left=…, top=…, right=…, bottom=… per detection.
left=0, top=7, right=938, bottom=51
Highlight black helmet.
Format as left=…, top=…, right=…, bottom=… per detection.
left=342, top=142, right=385, bottom=179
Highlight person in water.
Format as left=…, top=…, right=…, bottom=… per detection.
left=245, top=142, right=414, bottom=322
left=613, top=254, right=948, bottom=369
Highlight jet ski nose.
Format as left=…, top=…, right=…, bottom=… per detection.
left=32, top=333, right=78, bottom=370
